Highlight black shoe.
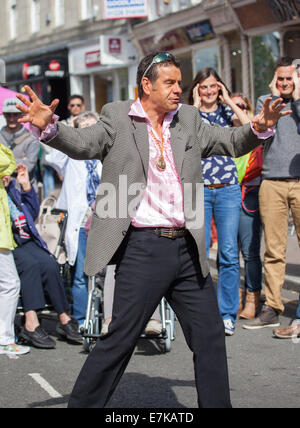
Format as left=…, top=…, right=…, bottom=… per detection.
left=19, top=326, right=56, bottom=349
left=56, top=320, right=83, bottom=345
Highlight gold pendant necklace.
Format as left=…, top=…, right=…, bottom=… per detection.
left=151, top=130, right=166, bottom=171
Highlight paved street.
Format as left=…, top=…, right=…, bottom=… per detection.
left=1, top=235, right=300, bottom=409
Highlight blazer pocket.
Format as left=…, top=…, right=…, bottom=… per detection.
left=185, top=144, right=193, bottom=152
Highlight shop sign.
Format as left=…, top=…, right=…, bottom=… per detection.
left=109, top=38, right=122, bottom=54
left=139, top=20, right=215, bottom=55
left=85, top=50, right=101, bottom=67
left=100, top=35, right=138, bottom=65
left=185, top=20, right=215, bottom=44
left=104, top=0, right=148, bottom=20
left=45, top=60, right=65, bottom=78
left=22, top=63, right=42, bottom=80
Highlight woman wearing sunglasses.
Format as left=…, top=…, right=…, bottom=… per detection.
left=188, top=68, right=250, bottom=337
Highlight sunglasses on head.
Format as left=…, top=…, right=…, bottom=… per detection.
left=141, top=52, right=175, bottom=81
left=235, top=102, right=248, bottom=110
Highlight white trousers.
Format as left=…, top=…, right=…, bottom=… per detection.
left=0, top=250, right=20, bottom=345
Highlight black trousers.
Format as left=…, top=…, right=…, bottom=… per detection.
left=13, top=240, right=69, bottom=315
left=68, top=228, right=232, bottom=408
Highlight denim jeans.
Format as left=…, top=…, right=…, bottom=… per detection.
left=204, top=184, right=242, bottom=323
left=43, top=165, right=56, bottom=198
left=238, top=186, right=262, bottom=293
left=72, top=228, right=89, bottom=324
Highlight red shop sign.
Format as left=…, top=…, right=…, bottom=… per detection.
left=85, top=50, right=101, bottom=67
left=49, top=60, right=61, bottom=71
left=109, top=38, right=121, bottom=54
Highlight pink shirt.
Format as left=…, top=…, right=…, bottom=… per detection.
left=129, top=99, right=185, bottom=228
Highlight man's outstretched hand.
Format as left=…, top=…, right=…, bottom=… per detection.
left=16, top=85, right=59, bottom=131
left=252, top=97, right=292, bottom=132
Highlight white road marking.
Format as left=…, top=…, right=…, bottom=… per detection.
left=29, top=373, right=62, bottom=399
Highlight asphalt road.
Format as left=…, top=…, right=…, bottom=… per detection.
left=1, top=285, right=299, bottom=409
left=1, top=234, right=300, bottom=409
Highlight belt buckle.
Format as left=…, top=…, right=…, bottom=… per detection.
left=160, top=228, right=176, bottom=239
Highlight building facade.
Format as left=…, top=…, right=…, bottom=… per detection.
left=0, top=0, right=139, bottom=118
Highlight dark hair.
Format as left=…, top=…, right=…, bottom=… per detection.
left=136, top=51, right=180, bottom=99
left=187, top=67, right=230, bottom=105
left=275, top=56, right=294, bottom=70
left=68, top=94, right=85, bottom=104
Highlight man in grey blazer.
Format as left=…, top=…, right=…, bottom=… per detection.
left=17, top=52, right=289, bottom=408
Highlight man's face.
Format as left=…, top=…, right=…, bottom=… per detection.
left=276, top=66, right=295, bottom=98
left=3, top=113, right=22, bottom=130
left=146, top=65, right=182, bottom=113
left=68, top=98, right=85, bottom=117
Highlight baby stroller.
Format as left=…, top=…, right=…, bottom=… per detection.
left=81, top=272, right=176, bottom=354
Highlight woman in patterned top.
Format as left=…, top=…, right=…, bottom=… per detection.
left=188, top=68, right=250, bottom=336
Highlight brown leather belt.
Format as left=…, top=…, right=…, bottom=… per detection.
left=132, top=226, right=187, bottom=239
left=154, top=227, right=187, bottom=239
left=205, top=183, right=232, bottom=189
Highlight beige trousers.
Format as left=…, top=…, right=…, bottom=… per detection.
left=259, top=180, right=300, bottom=313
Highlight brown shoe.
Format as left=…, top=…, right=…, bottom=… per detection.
left=273, top=321, right=300, bottom=339
left=243, top=305, right=280, bottom=330
left=237, top=289, right=244, bottom=317
left=239, top=291, right=261, bottom=319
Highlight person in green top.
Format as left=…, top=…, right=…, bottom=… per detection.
left=0, top=144, right=30, bottom=356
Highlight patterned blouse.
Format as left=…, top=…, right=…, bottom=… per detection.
left=200, top=104, right=239, bottom=185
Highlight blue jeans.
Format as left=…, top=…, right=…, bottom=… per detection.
left=72, top=228, right=88, bottom=324
left=238, top=186, right=262, bottom=293
left=204, top=184, right=242, bottom=323
left=43, top=165, right=56, bottom=198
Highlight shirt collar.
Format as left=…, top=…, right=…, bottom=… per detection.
left=128, top=98, right=182, bottom=125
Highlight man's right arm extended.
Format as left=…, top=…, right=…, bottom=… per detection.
left=44, top=105, right=116, bottom=162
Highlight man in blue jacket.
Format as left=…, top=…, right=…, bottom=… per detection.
left=3, top=164, right=82, bottom=348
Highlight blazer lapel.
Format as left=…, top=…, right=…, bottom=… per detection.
left=131, top=117, right=149, bottom=177
left=169, top=115, right=185, bottom=176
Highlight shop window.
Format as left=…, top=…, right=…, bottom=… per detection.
left=194, top=45, right=219, bottom=73
left=151, top=0, right=202, bottom=20
left=31, top=0, right=40, bottom=34
left=252, top=32, right=280, bottom=104
left=55, top=0, right=65, bottom=27
left=81, top=0, right=94, bottom=20
left=9, top=0, right=17, bottom=40
left=230, top=41, right=242, bottom=93
left=284, top=31, right=300, bottom=60
left=178, top=52, right=193, bottom=103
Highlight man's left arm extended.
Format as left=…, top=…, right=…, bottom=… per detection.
left=200, top=96, right=291, bottom=158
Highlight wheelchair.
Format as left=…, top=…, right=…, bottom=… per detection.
left=81, top=273, right=177, bottom=354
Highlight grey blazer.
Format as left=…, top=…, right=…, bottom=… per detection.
left=47, top=100, right=260, bottom=277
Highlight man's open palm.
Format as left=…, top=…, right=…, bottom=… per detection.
left=16, top=85, right=59, bottom=131
left=253, top=97, right=292, bottom=130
